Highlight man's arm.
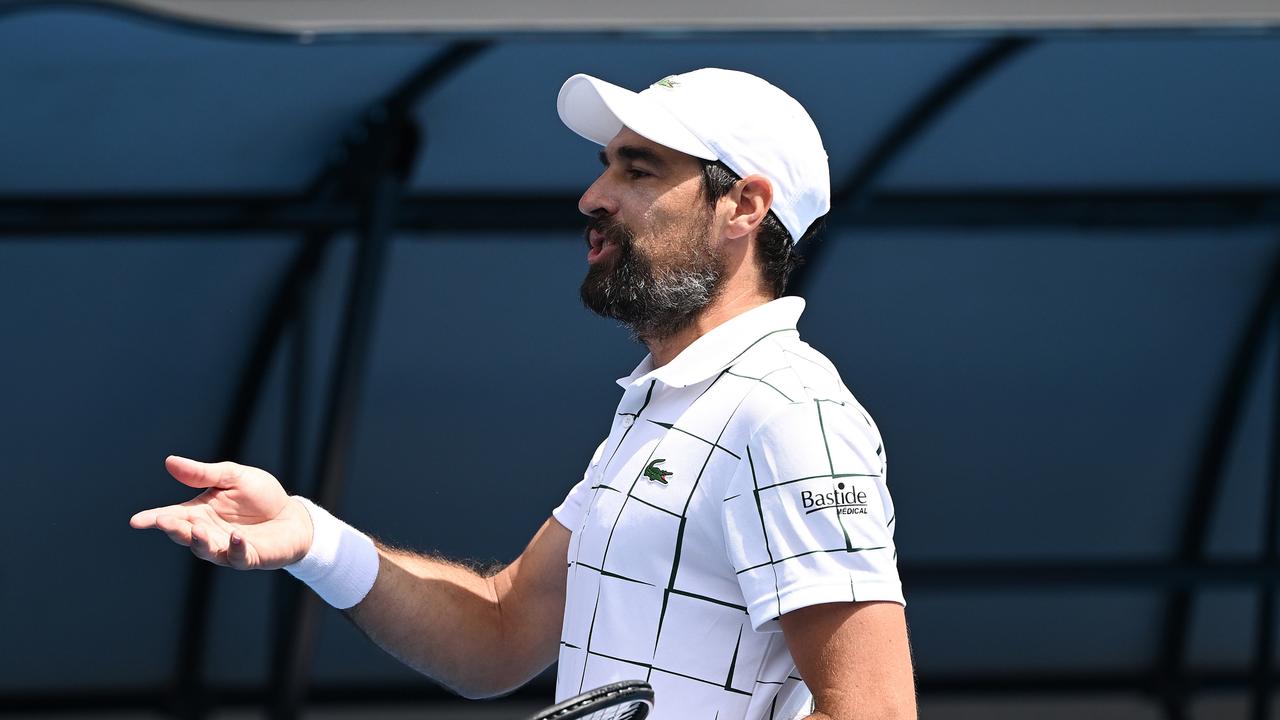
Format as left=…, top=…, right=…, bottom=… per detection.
left=131, top=457, right=570, bottom=699
left=347, top=517, right=570, bottom=699
left=780, top=601, right=916, bottom=720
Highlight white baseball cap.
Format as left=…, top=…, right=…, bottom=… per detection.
left=557, top=68, right=830, bottom=244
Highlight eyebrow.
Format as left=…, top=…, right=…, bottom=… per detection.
left=598, top=145, right=667, bottom=169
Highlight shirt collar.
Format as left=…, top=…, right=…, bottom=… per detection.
left=616, top=296, right=806, bottom=389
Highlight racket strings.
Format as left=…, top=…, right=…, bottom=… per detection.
left=580, top=702, right=649, bottom=720
left=530, top=680, right=653, bottom=720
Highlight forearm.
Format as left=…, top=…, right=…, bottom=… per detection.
left=804, top=678, right=917, bottom=720
left=345, top=545, right=541, bottom=698
left=803, top=684, right=917, bottom=720
left=803, top=701, right=916, bottom=720
left=799, top=655, right=917, bottom=720
left=135, top=466, right=558, bottom=697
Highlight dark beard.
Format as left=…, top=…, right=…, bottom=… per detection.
left=579, top=214, right=726, bottom=342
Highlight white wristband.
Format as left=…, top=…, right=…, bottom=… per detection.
left=284, top=496, right=379, bottom=609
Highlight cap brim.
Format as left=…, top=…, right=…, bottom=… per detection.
left=557, top=74, right=717, bottom=160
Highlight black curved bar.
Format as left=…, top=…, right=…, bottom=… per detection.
left=1157, top=251, right=1280, bottom=719
left=1248, top=256, right=1280, bottom=720
left=789, top=36, right=1034, bottom=297
left=262, top=42, right=489, bottom=720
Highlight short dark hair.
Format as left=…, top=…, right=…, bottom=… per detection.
left=698, top=160, right=823, bottom=297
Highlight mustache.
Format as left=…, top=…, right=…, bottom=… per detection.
left=583, top=215, right=634, bottom=249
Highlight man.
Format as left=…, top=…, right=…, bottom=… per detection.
left=131, top=68, right=915, bottom=720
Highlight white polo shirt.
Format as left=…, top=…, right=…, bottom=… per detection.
left=552, top=296, right=903, bottom=720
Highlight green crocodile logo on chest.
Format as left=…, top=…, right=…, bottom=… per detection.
left=644, top=459, right=674, bottom=485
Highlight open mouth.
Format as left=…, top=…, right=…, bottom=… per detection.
left=586, top=230, right=618, bottom=264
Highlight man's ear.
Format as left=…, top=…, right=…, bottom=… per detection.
left=724, top=175, right=774, bottom=241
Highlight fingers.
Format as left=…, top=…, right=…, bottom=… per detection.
left=152, top=515, right=234, bottom=567
left=154, top=513, right=194, bottom=546
left=130, top=504, right=187, bottom=529
left=165, top=455, right=243, bottom=490
left=189, top=520, right=233, bottom=567
left=227, top=531, right=255, bottom=570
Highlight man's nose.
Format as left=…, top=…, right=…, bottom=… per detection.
left=578, top=174, right=619, bottom=218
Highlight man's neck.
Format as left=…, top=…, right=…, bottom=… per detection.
left=645, top=287, right=773, bottom=368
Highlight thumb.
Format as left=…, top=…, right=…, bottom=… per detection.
left=165, top=455, right=242, bottom=490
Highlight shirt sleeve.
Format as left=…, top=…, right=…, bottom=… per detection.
left=722, top=399, right=903, bottom=632
left=552, top=439, right=608, bottom=533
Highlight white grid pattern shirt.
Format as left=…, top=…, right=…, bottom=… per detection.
left=552, top=297, right=904, bottom=720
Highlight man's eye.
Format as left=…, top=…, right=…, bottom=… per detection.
left=626, top=168, right=651, bottom=179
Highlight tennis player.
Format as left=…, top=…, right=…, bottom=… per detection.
left=132, top=68, right=915, bottom=720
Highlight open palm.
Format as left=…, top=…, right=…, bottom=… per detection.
left=130, top=456, right=312, bottom=570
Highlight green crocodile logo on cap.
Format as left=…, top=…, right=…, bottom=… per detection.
left=644, top=459, right=674, bottom=484
left=652, top=76, right=679, bottom=89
